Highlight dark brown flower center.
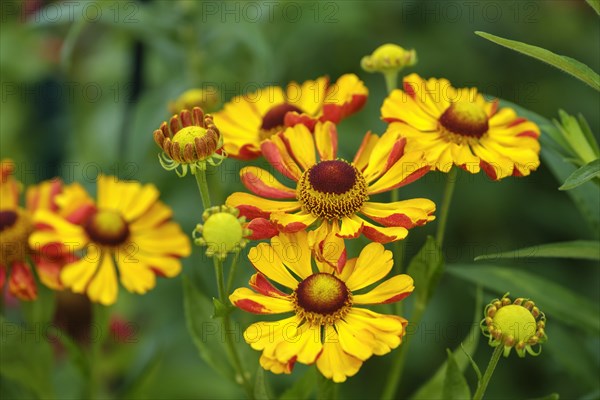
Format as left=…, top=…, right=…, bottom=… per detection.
left=297, top=159, right=368, bottom=220
left=439, top=102, right=489, bottom=138
left=0, top=210, right=18, bottom=232
left=259, top=103, right=303, bottom=141
left=84, top=209, right=130, bottom=247
left=296, top=273, right=349, bottom=315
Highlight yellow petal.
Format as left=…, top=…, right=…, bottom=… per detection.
left=248, top=243, right=300, bottom=289
left=130, top=222, right=191, bottom=257
left=282, top=125, right=316, bottom=171
left=314, top=121, right=338, bottom=161
left=230, top=287, right=293, bottom=314
left=344, top=242, right=393, bottom=291
left=317, top=326, right=362, bottom=383
left=87, top=252, right=119, bottom=305
left=115, top=249, right=156, bottom=294
left=273, top=323, right=322, bottom=364
left=60, top=247, right=100, bottom=293
left=353, top=275, right=414, bottom=304
left=271, top=231, right=313, bottom=280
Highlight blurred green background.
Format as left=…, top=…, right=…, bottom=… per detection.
left=1, top=0, right=599, bottom=399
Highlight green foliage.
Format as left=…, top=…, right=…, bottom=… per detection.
left=407, top=236, right=444, bottom=307
left=474, top=240, right=600, bottom=261
left=442, top=349, right=471, bottom=400
left=447, top=264, right=600, bottom=335
left=279, top=368, right=317, bottom=400
left=475, top=32, right=600, bottom=91
left=560, top=159, right=600, bottom=190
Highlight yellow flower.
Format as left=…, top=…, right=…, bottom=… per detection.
left=29, top=175, right=191, bottom=305
left=381, top=73, right=541, bottom=180
left=1, top=160, right=82, bottom=299
left=226, top=121, right=435, bottom=269
left=154, top=107, right=225, bottom=177
left=230, top=231, right=414, bottom=383
left=480, top=294, right=547, bottom=357
left=213, top=74, right=368, bottom=159
left=168, top=87, right=220, bottom=114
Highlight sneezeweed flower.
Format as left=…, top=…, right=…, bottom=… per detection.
left=154, top=107, right=225, bottom=177
left=168, top=87, right=220, bottom=114
left=0, top=160, right=81, bottom=299
left=192, top=205, right=252, bottom=260
left=29, top=175, right=191, bottom=305
left=480, top=294, right=547, bottom=357
left=381, top=73, right=541, bottom=180
left=230, top=231, right=414, bottom=382
left=226, top=121, right=435, bottom=269
left=213, top=74, right=368, bottom=159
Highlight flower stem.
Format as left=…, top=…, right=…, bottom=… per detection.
left=435, top=167, right=458, bottom=247
left=194, top=169, right=211, bottom=209
left=383, top=71, right=399, bottom=95
left=214, top=257, right=254, bottom=399
left=380, top=300, right=426, bottom=400
left=87, top=303, right=109, bottom=399
left=226, top=250, right=241, bottom=295
left=473, top=345, right=503, bottom=400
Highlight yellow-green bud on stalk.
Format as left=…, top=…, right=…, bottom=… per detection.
left=193, top=206, right=252, bottom=260
left=361, top=43, right=417, bottom=93
left=480, top=293, right=547, bottom=358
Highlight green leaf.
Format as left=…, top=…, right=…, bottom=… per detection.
left=212, top=297, right=234, bottom=318
left=559, top=159, right=600, bottom=190
left=182, top=276, right=235, bottom=381
left=411, top=287, right=482, bottom=400
left=406, top=236, right=444, bottom=306
left=316, top=371, right=339, bottom=400
left=21, top=283, right=56, bottom=326
left=499, top=100, right=600, bottom=237
left=460, top=344, right=481, bottom=383
left=475, top=32, right=600, bottom=91
left=254, top=367, right=272, bottom=400
left=280, top=367, right=317, bottom=400
left=116, top=345, right=163, bottom=398
left=442, top=349, right=472, bottom=400
left=0, top=317, right=55, bottom=398
left=447, top=264, right=600, bottom=334
left=586, top=0, right=600, bottom=15
left=474, top=240, right=600, bottom=261
left=527, top=394, right=560, bottom=400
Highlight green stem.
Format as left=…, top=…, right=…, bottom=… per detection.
left=473, top=345, right=503, bottom=400
left=226, top=250, right=241, bottom=295
left=380, top=300, right=426, bottom=400
left=214, top=258, right=254, bottom=399
left=435, top=167, right=458, bottom=247
left=194, top=169, right=211, bottom=210
left=87, top=303, right=109, bottom=399
left=383, top=71, right=399, bottom=94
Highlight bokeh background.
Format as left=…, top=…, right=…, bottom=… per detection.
left=1, top=0, right=599, bottom=399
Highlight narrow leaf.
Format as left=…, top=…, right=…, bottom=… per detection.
left=182, top=276, right=235, bottom=380
left=476, top=32, right=600, bottom=91
left=411, top=287, right=482, bottom=400
left=407, top=236, right=444, bottom=306
left=460, top=344, right=482, bottom=382
left=474, top=240, right=600, bottom=261
left=442, top=349, right=472, bottom=400
left=559, top=159, right=600, bottom=190
left=254, top=367, right=271, bottom=400
left=280, top=367, right=317, bottom=400
left=586, top=0, right=600, bottom=15
left=447, top=264, right=600, bottom=334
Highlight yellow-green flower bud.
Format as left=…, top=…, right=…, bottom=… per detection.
left=480, top=293, right=547, bottom=357
left=168, top=88, right=220, bottom=115
left=193, top=206, right=252, bottom=260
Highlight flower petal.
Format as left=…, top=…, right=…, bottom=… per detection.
left=321, top=74, right=368, bottom=124
left=271, top=231, right=313, bottom=279
left=360, top=199, right=436, bottom=228
left=281, top=124, right=317, bottom=171
left=317, top=325, right=362, bottom=383
left=353, top=275, right=414, bottom=304
left=230, top=287, right=293, bottom=314
left=353, top=131, right=379, bottom=172
left=361, top=220, right=409, bottom=244
left=226, top=192, right=300, bottom=220
left=129, top=222, right=191, bottom=257
left=308, top=222, right=346, bottom=273
left=87, top=252, right=119, bottom=305
left=314, top=121, right=338, bottom=161
left=381, top=88, right=438, bottom=130
left=243, top=316, right=300, bottom=352
left=272, top=323, right=322, bottom=364
left=261, top=137, right=303, bottom=181
left=248, top=243, right=300, bottom=289
left=115, top=248, right=157, bottom=294
left=247, top=218, right=279, bottom=240
left=344, top=242, right=393, bottom=291
left=240, top=166, right=296, bottom=199
left=338, top=216, right=363, bottom=239
left=271, top=211, right=317, bottom=233
left=342, top=308, right=407, bottom=356
left=249, top=273, right=288, bottom=298
left=368, top=151, right=429, bottom=195
left=259, top=354, right=294, bottom=375
left=60, top=246, right=101, bottom=293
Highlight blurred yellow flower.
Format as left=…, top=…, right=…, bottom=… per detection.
left=30, top=175, right=191, bottom=305
left=168, top=88, right=220, bottom=114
